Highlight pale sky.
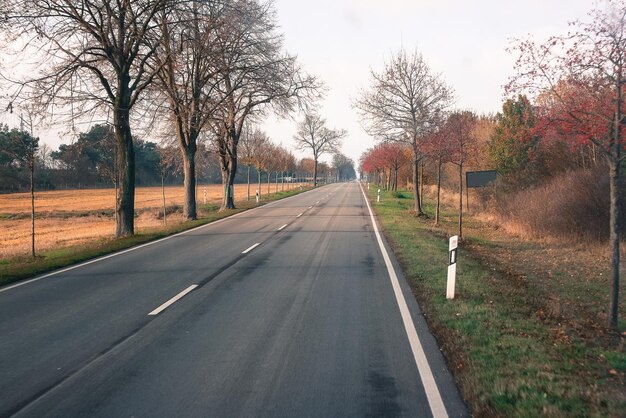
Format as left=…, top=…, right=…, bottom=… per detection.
left=0, top=0, right=596, bottom=166
left=265, top=0, right=594, bottom=164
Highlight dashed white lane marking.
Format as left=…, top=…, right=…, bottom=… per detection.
left=148, top=285, right=198, bottom=316
left=308, top=206, right=313, bottom=209
left=297, top=213, right=303, bottom=218
left=278, top=224, right=288, bottom=231
left=242, top=243, right=261, bottom=254
left=359, top=184, right=449, bottom=418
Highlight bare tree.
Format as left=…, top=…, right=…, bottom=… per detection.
left=156, top=144, right=179, bottom=226
left=209, top=0, right=320, bottom=210
left=259, top=141, right=278, bottom=195
left=151, top=0, right=228, bottom=221
left=278, top=148, right=296, bottom=191
left=240, top=127, right=268, bottom=200
left=4, top=0, right=170, bottom=237
left=354, top=48, right=454, bottom=215
left=272, top=144, right=292, bottom=192
left=332, top=153, right=356, bottom=182
left=293, top=111, right=346, bottom=187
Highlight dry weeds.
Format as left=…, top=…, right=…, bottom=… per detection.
left=424, top=184, right=625, bottom=330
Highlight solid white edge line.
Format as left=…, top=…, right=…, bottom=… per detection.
left=148, top=285, right=198, bottom=316
left=242, top=243, right=260, bottom=254
left=359, top=183, right=449, bottom=418
left=0, top=186, right=328, bottom=294
left=278, top=224, right=288, bottom=231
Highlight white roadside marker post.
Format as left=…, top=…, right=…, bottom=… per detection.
left=447, top=235, right=458, bottom=299
left=256, top=189, right=260, bottom=204
left=377, top=188, right=381, bottom=203
left=368, top=182, right=370, bottom=190
left=203, top=187, right=207, bottom=205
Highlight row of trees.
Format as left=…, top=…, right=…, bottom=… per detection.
left=361, top=142, right=411, bottom=192
left=1, top=122, right=353, bottom=193
left=357, top=1, right=625, bottom=329
left=1, top=0, right=320, bottom=237
left=361, top=111, right=489, bottom=235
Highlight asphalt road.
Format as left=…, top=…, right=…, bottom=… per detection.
left=0, top=182, right=468, bottom=417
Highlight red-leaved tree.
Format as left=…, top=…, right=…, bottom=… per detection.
left=508, top=1, right=625, bottom=328
left=439, top=111, right=479, bottom=239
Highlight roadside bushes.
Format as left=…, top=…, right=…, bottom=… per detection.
left=495, top=167, right=625, bottom=241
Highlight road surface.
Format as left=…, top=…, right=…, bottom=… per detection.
left=0, top=182, right=467, bottom=417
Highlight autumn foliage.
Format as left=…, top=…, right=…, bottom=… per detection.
left=361, top=143, right=411, bottom=191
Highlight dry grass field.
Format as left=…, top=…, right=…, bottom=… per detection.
left=0, top=183, right=303, bottom=259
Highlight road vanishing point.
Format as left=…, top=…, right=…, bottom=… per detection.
left=0, top=182, right=468, bottom=417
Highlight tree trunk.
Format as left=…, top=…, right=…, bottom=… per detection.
left=267, top=170, right=271, bottom=194
left=29, top=160, right=35, bottom=257
left=161, top=173, right=167, bottom=226
left=182, top=148, right=197, bottom=220
left=608, top=159, right=621, bottom=329
left=221, top=156, right=237, bottom=210
left=413, top=158, right=423, bottom=215
left=114, top=150, right=118, bottom=226
left=436, top=159, right=442, bottom=226
left=420, top=160, right=424, bottom=203
left=459, top=161, right=463, bottom=240
left=257, top=166, right=261, bottom=198
left=114, top=107, right=135, bottom=238
left=247, top=165, right=251, bottom=201
left=394, top=167, right=398, bottom=191
left=313, top=158, right=318, bottom=187
left=220, top=168, right=234, bottom=210
left=282, top=171, right=285, bottom=191
left=275, top=171, right=278, bottom=193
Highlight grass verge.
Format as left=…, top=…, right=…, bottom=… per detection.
left=368, top=186, right=625, bottom=417
left=0, top=187, right=310, bottom=287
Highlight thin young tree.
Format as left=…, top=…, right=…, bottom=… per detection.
left=260, top=142, right=278, bottom=195
left=441, top=111, right=479, bottom=240
left=279, top=150, right=296, bottom=191
left=5, top=0, right=170, bottom=237
left=240, top=128, right=267, bottom=201
left=508, top=0, right=626, bottom=328
left=424, top=126, right=451, bottom=225
left=0, top=125, right=38, bottom=256
left=293, top=111, right=346, bottom=187
left=156, top=144, right=180, bottom=226
left=355, top=48, right=454, bottom=215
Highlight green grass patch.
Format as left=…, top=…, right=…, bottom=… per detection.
left=369, top=186, right=625, bottom=417
left=0, top=187, right=311, bottom=287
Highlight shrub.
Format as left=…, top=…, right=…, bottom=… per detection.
left=496, top=167, right=625, bottom=241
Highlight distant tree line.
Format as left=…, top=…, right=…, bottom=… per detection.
left=0, top=122, right=355, bottom=194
